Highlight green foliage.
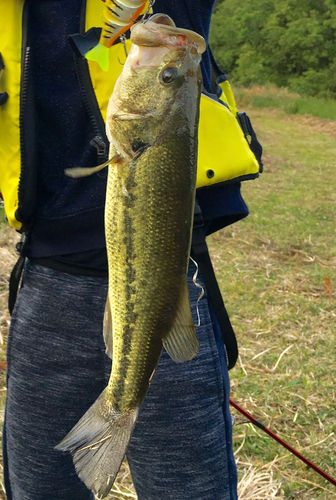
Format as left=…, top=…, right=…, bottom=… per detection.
left=210, top=0, right=336, bottom=97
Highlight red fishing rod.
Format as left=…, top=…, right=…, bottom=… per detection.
left=230, top=398, right=336, bottom=487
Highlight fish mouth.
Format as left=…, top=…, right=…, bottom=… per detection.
left=130, top=14, right=206, bottom=54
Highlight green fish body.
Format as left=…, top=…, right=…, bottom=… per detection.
left=57, top=14, right=205, bottom=499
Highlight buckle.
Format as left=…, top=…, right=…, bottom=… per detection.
left=0, top=53, right=9, bottom=106
left=237, top=111, right=252, bottom=144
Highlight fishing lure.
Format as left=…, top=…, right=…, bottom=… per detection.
left=85, top=0, right=149, bottom=71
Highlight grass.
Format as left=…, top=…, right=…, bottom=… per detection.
left=234, top=84, right=336, bottom=122
left=0, top=100, right=335, bottom=497
left=207, top=102, right=336, bottom=498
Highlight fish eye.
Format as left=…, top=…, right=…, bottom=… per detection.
left=159, top=66, right=179, bottom=84
left=131, top=139, right=150, bottom=157
left=132, top=139, right=146, bottom=153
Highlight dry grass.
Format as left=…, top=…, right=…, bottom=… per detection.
left=237, top=459, right=283, bottom=499
left=107, top=461, right=137, bottom=499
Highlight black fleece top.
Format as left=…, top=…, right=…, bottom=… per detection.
left=26, top=0, right=249, bottom=275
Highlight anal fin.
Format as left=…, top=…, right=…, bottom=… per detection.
left=103, top=295, right=113, bottom=359
left=162, top=278, right=199, bottom=363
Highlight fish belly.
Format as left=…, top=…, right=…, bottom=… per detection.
left=105, top=139, right=196, bottom=411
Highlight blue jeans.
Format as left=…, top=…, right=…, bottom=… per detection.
left=3, top=260, right=237, bottom=500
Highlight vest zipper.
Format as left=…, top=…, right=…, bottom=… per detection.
left=73, top=0, right=108, bottom=163
left=16, top=1, right=37, bottom=232
left=73, top=56, right=108, bottom=162
left=18, top=45, right=30, bottom=202
left=9, top=3, right=32, bottom=315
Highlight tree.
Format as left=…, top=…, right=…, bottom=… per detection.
left=210, top=0, right=336, bottom=96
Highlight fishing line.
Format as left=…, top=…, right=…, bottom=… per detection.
left=189, top=256, right=204, bottom=327
left=231, top=415, right=250, bottom=426
left=130, top=0, right=155, bottom=24
left=118, top=0, right=156, bottom=63
left=142, top=0, right=156, bottom=22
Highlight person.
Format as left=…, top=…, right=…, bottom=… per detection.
left=0, top=1, right=261, bottom=499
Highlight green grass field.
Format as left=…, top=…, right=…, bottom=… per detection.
left=234, top=85, right=336, bottom=122
left=0, top=93, right=335, bottom=498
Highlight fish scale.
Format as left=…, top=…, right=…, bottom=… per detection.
left=106, top=140, right=194, bottom=409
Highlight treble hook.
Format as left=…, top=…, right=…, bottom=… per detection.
left=120, top=34, right=128, bottom=57
left=142, top=0, right=156, bottom=22
left=117, top=34, right=129, bottom=65
left=130, top=0, right=155, bottom=24
left=118, top=0, right=156, bottom=64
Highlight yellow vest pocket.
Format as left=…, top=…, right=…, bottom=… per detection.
left=197, top=93, right=260, bottom=189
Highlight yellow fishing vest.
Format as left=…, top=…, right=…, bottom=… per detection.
left=0, top=0, right=260, bottom=231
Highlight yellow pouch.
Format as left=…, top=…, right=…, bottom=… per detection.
left=197, top=84, right=260, bottom=189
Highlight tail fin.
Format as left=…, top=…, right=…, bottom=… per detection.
left=85, top=43, right=110, bottom=71
left=56, top=390, right=139, bottom=499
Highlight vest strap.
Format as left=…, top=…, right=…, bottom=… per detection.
left=191, top=202, right=238, bottom=370
left=8, top=232, right=28, bottom=315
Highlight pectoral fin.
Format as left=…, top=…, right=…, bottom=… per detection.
left=103, top=295, right=113, bottom=359
left=65, top=154, right=122, bottom=178
left=162, top=278, right=199, bottom=363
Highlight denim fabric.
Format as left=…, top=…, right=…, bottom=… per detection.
left=4, top=260, right=237, bottom=500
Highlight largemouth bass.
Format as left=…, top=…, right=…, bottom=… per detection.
left=57, top=14, right=206, bottom=499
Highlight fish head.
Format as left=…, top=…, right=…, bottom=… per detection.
left=106, top=14, right=206, bottom=161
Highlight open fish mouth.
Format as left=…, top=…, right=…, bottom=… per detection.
left=131, top=13, right=206, bottom=53
left=123, top=15, right=206, bottom=74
